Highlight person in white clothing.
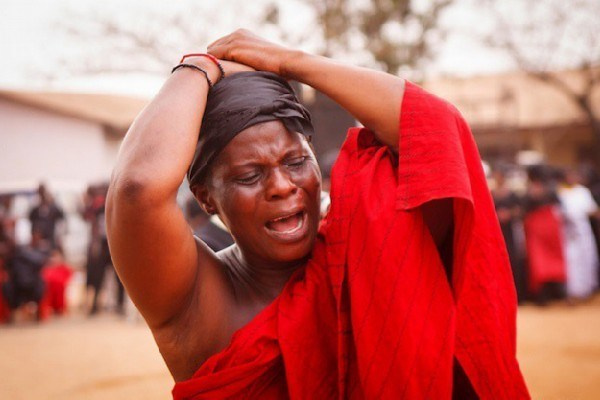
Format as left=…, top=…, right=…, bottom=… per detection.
left=558, top=169, right=600, bottom=300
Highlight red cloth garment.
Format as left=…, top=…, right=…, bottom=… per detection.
left=172, top=82, right=530, bottom=399
left=41, top=264, right=73, bottom=315
left=523, top=206, right=567, bottom=294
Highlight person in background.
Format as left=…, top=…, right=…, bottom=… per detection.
left=81, top=184, right=106, bottom=312
left=492, top=167, right=526, bottom=303
left=40, top=247, right=73, bottom=316
left=579, top=167, right=600, bottom=289
left=1, top=228, right=50, bottom=322
left=28, top=184, right=64, bottom=248
left=557, top=168, right=599, bottom=301
left=82, top=184, right=125, bottom=315
left=0, top=194, right=16, bottom=323
left=317, top=149, right=338, bottom=218
left=522, top=165, right=566, bottom=305
left=185, top=197, right=234, bottom=252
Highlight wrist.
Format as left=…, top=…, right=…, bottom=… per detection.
left=177, top=57, right=221, bottom=85
left=281, top=49, right=308, bottom=80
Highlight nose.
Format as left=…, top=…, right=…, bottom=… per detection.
left=266, top=167, right=298, bottom=200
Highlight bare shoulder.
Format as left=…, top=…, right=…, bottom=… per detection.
left=150, top=238, right=238, bottom=381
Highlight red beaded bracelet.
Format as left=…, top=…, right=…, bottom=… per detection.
left=179, top=53, right=225, bottom=83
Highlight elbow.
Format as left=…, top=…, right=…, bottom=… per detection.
left=108, top=173, right=166, bottom=208
left=109, top=174, right=145, bottom=201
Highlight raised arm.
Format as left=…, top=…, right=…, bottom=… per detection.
left=106, top=57, right=252, bottom=328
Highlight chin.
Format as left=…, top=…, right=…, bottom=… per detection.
left=272, top=239, right=315, bottom=264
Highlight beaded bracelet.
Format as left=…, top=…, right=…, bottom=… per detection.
left=179, top=53, right=225, bottom=83
left=171, top=63, right=213, bottom=88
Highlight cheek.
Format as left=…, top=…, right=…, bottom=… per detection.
left=217, top=185, right=262, bottom=229
left=295, top=163, right=321, bottom=197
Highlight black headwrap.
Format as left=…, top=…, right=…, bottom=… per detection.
left=187, top=71, right=313, bottom=187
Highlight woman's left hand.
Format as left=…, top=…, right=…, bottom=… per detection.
left=208, top=29, right=298, bottom=78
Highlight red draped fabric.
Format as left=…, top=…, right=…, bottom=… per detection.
left=523, top=206, right=566, bottom=294
left=41, top=264, right=73, bottom=316
left=172, top=82, right=529, bottom=399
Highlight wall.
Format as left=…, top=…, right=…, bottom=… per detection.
left=0, top=99, right=123, bottom=266
left=0, top=98, right=116, bottom=188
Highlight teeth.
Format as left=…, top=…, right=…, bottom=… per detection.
left=271, top=212, right=300, bottom=222
left=283, top=216, right=303, bottom=232
left=266, top=211, right=304, bottom=234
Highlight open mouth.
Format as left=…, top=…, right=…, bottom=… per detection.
left=265, top=210, right=308, bottom=242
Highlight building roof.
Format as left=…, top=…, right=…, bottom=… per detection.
left=0, top=89, right=150, bottom=134
left=423, top=67, right=600, bottom=131
left=1, top=67, right=597, bottom=135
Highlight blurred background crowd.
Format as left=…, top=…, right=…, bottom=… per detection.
left=0, top=182, right=239, bottom=323
left=490, top=163, right=600, bottom=305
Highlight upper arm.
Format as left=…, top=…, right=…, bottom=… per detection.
left=106, top=180, right=214, bottom=328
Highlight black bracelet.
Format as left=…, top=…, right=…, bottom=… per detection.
left=171, top=63, right=213, bottom=88
left=214, top=61, right=225, bottom=83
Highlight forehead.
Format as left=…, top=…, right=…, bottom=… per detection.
left=216, top=120, right=310, bottom=167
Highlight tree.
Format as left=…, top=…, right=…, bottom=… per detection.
left=55, top=1, right=455, bottom=82
left=484, top=0, right=600, bottom=164
left=53, top=1, right=273, bottom=81
left=292, top=0, right=454, bottom=76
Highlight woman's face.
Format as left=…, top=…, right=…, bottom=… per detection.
left=199, top=120, right=322, bottom=267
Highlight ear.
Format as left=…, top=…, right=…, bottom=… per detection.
left=192, top=185, right=218, bottom=216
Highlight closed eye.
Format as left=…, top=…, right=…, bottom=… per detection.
left=235, top=172, right=261, bottom=185
left=285, top=156, right=307, bottom=168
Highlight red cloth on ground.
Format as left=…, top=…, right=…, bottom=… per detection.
left=41, top=264, right=73, bottom=315
left=172, top=82, right=530, bottom=399
left=523, top=206, right=566, bottom=294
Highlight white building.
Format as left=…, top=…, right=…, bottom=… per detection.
left=0, top=89, right=149, bottom=266
left=0, top=89, right=148, bottom=190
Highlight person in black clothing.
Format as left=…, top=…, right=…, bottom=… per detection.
left=82, top=184, right=125, bottom=315
left=492, top=167, right=526, bottom=303
left=2, top=228, right=51, bottom=321
left=28, top=184, right=64, bottom=248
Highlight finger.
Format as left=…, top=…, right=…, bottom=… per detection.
left=207, top=32, right=233, bottom=49
left=207, top=30, right=241, bottom=51
left=207, top=43, right=228, bottom=60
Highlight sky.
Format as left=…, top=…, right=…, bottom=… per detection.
left=0, top=0, right=517, bottom=98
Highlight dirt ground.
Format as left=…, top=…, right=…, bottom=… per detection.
left=1, top=296, right=599, bottom=400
